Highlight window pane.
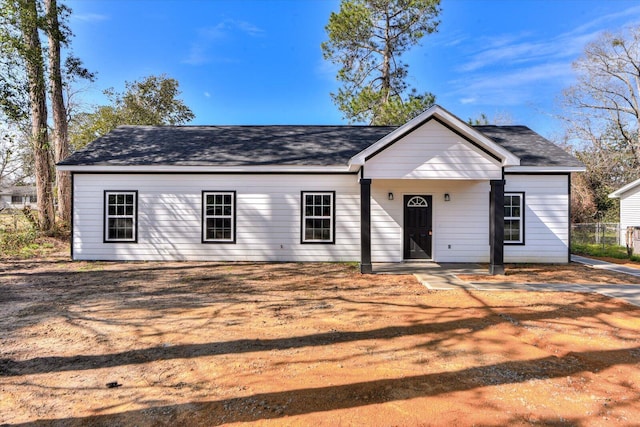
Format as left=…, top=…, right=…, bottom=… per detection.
left=505, top=219, right=520, bottom=242
left=204, top=193, right=234, bottom=241
left=108, top=218, right=133, bottom=240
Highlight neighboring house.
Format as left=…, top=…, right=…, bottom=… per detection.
left=0, top=185, right=37, bottom=210
left=57, top=105, right=585, bottom=273
left=609, top=178, right=640, bottom=248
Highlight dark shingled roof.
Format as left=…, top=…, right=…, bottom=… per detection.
left=474, top=125, right=584, bottom=168
left=59, top=125, right=397, bottom=167
left=59, top=123, right=583, bottom=168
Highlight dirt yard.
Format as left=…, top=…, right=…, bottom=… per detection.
left=1, top=257, right=640, bottom=426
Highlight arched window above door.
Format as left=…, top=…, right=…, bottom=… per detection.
left=406, top=196, right=428, bottom=207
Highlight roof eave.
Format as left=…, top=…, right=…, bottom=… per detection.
left=609, top=177, right=640, bottom=199
left=505, top=166, right=586, bottom=173
left=56, top=164, right=354, bottom=173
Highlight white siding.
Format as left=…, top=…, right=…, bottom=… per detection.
left=370, top=174, right=570, bottom=264
left=620, top=186, right=640, bottom=238
left=365, top=120, right=503, bottom=180
left=370, top=179, right=491, bottom=263
left=73, top=172, right=570, bottom=264
left=504, top=174, right=569, bottom=263
left=73, top=174, right=360, bottom=261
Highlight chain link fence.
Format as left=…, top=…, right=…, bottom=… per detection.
left=571, top=223, right=621, bottom=246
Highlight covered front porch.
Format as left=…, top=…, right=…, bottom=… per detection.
left=348, top=107, right=518, bottom=276
left=359, top=178, right=506, bottom=275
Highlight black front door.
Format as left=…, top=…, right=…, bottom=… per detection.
left=404, top=195, right=432, bottom=259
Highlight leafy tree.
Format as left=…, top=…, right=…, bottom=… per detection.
left=0, top=127, right=24, bottom=185
left=46, top=0, right=70, bottom=223
left=468, top=113, right=489, bottom=126
left=0, top=0, right=56, bottom=230
left=70, top=74, right=195, bottom=149
left=468, top=112, right=514, bottom=126
left=322, top=0, right=440, bottom=125
left=1, top=0, right=91, bottom=229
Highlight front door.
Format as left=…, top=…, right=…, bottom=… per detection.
left=404, top=195, right=432, bottom=259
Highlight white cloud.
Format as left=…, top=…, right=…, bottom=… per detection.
left=182, top=19, right=265, bottom=65
left=445, top=3, right=640, bottom=112
left=72, top=13, right=109, bottom=22
left=449, top=61, right=574, bottom=107
left=204, top=92, right=211, bottom=98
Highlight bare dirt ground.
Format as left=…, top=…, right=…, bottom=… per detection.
left=458, top=263, right=640, bottom=285
left=1, top=255, right=640, bottom=426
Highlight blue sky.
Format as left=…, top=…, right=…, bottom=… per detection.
left=66, top=0, right=640, bottom=138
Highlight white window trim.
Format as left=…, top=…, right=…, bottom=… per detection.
left=202, top=191, right=236, bottom=243
left=504, top=192, right=524, bottom=244
left=104, top=191, right=137, bottom=243
left=301, top=191, right=335, bottom=244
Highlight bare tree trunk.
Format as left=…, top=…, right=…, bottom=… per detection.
left=46, top=0, right=71, bottom=225
left=19, top=0, right=55, bottom=231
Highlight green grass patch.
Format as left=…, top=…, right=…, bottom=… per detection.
left=1, top=211, right=38, bottom=257
left=1, top=212, right=47, bottom=258
left=571, top=242, right=640, bottom=262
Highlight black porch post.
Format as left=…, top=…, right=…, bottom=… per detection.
left=489, top=179, right=505, bottom=275
left=360, top=178, right=372, bottom=274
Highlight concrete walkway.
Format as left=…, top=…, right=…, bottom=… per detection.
left=571, top=254, right=640, bottom=277
left=373, top=259, right=640, bottom=307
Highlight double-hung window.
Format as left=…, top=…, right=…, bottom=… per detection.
left=104, top=191, right=137, bottom=242
left=202, top=191, right=236, bottom=243
left=504, top=192, right=524, bottom=244
left=301, top=191, right=335, bottom=243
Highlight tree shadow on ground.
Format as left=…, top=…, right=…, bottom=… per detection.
left=1, top=297, right=638, bottom=377
left=7, top=346, right=640, bottom=426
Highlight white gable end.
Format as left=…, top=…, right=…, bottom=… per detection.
left=363, top=120, right=503, bottom=180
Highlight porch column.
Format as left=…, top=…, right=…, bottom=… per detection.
left=360, top=178, right=372, bottom=274
left=489, top=179, right=505, bottom=275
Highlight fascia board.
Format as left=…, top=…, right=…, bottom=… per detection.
left=56, top=164, right=352, bottom=173
left=609, top=177, right=640, bottom=199
left=505, top=166, right=586, bottom=173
